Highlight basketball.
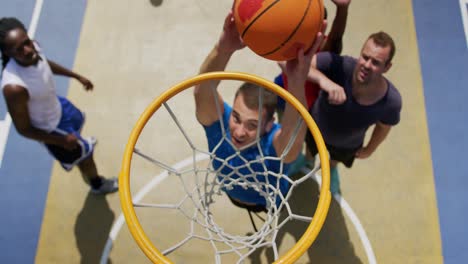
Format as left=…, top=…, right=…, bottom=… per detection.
left=233, top=0, right=324, bottom=61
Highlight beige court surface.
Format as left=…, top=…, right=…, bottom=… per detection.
left=35, top=0, right=443, bottom=263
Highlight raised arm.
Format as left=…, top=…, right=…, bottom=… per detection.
left=194, top=11, right=245, bottom=126
left=321, top=0, right=351, bottom=54
left=307, top=56, right=346, bottom=104
left=47, top=60, right=94, bottom=91
left=273, top=30, right=325, bottom=163
left=3, top=84, right=78, bottom=150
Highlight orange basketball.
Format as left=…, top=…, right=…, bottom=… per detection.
left=233, top=0, right=324, bottom=61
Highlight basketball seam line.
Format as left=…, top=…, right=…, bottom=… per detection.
left=260, top=0, right=315, bottom=57
left=241, top=0, right=281, bottom=38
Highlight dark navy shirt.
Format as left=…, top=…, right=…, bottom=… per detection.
left=312, top=52, right=402, bottom=148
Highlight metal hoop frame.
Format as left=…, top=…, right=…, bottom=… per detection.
left=119, top=71, right=331, bottom=263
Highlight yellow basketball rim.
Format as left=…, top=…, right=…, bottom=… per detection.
left=119, top=71, right=331, bottom=263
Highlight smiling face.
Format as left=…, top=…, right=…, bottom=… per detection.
left=229, top=92, right=271, bottom=148
left=354, top=38, right=392, bottom=85
left=3, top=28, right=40, bottom=67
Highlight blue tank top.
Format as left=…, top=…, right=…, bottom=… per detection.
left=204, top=102, right=291, bottom=208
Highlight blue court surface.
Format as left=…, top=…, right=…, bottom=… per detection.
left=413, top=0, right=468, bottom=262
left=0, top=0, right=467, bottom=263
left=0, top=0, right=85, bottom=263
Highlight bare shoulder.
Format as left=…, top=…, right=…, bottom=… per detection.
left=3, top=84, right=29, bottom=102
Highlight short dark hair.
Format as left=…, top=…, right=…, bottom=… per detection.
left=367, top=31, right=396, bottom=65
left=234, top=82, right=277, bottom=121
left=0, top=17, right=27, bottom=69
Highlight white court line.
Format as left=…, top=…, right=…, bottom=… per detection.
left=0, top=0, right=44, bottom=168
left=0, top=114, right=12, bottom=168
left=461, top=0, right=468, bottom=48
left=28, top=0, right=45, bottom=38
left=99, top=153, right=209, bottom=264
left=101, top=155, right=377, bottom=264
left=335, top=195, right=377, bottom=264
left=308, top=168, right=377, bottom=264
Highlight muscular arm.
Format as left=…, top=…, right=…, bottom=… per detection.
left=48, top=60, right=93, bottom=91
left=194, top=12, right=244, bottom=126
left=274, top=72, right=309, bottom=163
left=193, top=45, right=231, bottom=126
left=3, top=84, right=68, bottom=146
left=321, top=0, right=350, bottom=54
left=274, top=31, right=325, bottom=163
left=306, top=55, right=346, bottom=104
left=356, top=122, right=391, bottom=159
left=48, top=60, right=80, bottom=79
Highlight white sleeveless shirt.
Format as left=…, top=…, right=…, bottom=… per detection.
left=1, top=45, right=61, bottom=132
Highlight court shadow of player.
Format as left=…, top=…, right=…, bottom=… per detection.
left=249, top=175, right=363, bottom=263
left=74, top=193, right=115, bottom=264
left=149, top=0, right=163, bottom=7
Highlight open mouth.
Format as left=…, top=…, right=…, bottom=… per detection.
left=25, top=52, right=39, bottom=63
left=232, top=137, right=245, bottom=147
left=359, top=68, right=368, bottom=80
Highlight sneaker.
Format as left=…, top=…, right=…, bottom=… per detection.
left=85, top=136, right=98, bottom=147
left=330, top=167, right=341, bottom=195
left=90, top=177, right=118, bottom=195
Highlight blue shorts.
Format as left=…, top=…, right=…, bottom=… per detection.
left=45, top=97, right=94, bottom=171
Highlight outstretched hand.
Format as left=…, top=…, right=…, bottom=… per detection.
left=355, top=146, right=373, bottom=159
left=77, top=76, right=94, bottom=91
left=324, top=81, right=346, bottom=104
left=62, top=134, right=79, bottom=150
left=217, top=11, right=245, bottom=53
left=281, top=20, right=327, bottom=87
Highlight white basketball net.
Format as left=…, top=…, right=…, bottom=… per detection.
left=131, top=86, right=323, bottom=263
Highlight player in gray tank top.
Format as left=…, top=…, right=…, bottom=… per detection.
left=0, top=17, right=118, bottom=195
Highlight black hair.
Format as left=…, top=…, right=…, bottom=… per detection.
left=0, top=17, right=27, bottom=69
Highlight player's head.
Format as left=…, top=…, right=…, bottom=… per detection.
left=0, top=17, right=39, bottom=69
left=229, top=82, right=277, bottom=148
left=355, top=31, right=395, bottom=84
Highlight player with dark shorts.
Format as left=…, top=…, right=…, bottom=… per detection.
left=306, top=32, right=402, bottom=194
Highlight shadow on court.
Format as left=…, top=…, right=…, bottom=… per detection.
left=149, top=0, right=163, bottom=7
left=74, top=193, right=115, bottom=264
left=249, top=176, right=363, bottom=263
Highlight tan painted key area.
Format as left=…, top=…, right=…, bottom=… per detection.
left=35, top=0, right=442, bottom=263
